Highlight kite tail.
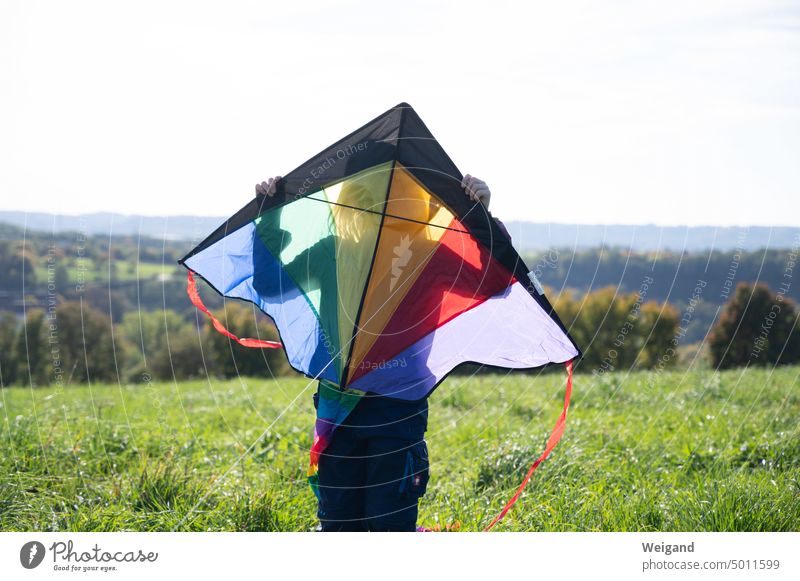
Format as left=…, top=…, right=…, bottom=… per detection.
left=307, top=427, right=326, bottom=499
left=483, top=358, right=574, bottom=531
left=186, top=271, right=282, bottom=349
left=306, top=382, right=366, bottom=499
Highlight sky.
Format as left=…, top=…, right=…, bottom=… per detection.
left=1, top=0, right=798, bottom=226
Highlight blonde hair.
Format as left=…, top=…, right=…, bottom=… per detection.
left=330, top=179, right=382, bottom=243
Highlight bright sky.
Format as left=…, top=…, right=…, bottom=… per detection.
left=1, top=0, right=798, bottom=226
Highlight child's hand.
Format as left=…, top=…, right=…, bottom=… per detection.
left=461, top=174, right=491, bottom=209
left=256, top=176, right=282, bottom=197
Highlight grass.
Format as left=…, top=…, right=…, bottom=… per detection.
left=0, top=366, right=798, bottom=532
left=33, top=259, right=180, bottom=285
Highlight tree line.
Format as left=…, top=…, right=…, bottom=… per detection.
left=0, top=300, right=288, bottom=387
left=2, top=279, right=797, bottom=388
left=2, top=224, right=798, bottom=328
left=1, top=223, right=798, bottom=386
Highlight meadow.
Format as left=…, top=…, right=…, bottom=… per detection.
left=1, top=366, right=798, bottom=532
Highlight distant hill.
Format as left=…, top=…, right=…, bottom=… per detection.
left=0, top=211, right=224, bottom=242
left=1, top=211, right=798, bottom=251
left=504, top=222, right=800, bottom=252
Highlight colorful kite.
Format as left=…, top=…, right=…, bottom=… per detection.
left=179, top=103, right=581, bottom=529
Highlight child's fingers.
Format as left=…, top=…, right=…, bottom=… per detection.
left=472, top=185, right=490, bottom=199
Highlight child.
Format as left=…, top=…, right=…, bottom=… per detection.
left=256, top=174, right=494, bottom=531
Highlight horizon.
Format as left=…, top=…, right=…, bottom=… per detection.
left=2, top=210, right=798, bottom=254
left=3, top=208, right=800, bottom=230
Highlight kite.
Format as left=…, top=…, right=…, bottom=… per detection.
left=179, top=103, right=581, bottom=529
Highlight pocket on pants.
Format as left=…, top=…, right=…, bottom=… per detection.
left=399, top=441, right=429, bottom=498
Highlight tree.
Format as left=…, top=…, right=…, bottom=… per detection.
left=0, top=241, right=38, bottom=291
left=54, top=263, right=70, bottom=295
left=637, top=301, right=681, bottom=369
left=52, top=301, right=123, bottom=383
left=205, top=302, right=289, bottom=378
left=708, top=282, right=800, bottom=369
left=119, top=309, right=203, bottom=380
left=119, top=310, right=187, bottom=361
left=550, top=285, right=680, bottom=373
left=13, top=309, right=48, bottom=386
left=151, top=325, right=209, bottom=380
left=0, top=311, right=19, bottom=386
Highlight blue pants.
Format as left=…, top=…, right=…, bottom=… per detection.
left=314, top=390, right=429, bottom=532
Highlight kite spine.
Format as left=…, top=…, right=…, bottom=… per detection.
left=340, top=159, right=397, bottom=387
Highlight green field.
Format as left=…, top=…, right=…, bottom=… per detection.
left=1, top=367, right=798, bottom=532
left=33, top=260, right=181, bottom=285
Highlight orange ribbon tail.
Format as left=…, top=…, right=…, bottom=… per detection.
left=484, top=358, right=574, bottom=531
left=186, top=270, right=282, bottom=349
